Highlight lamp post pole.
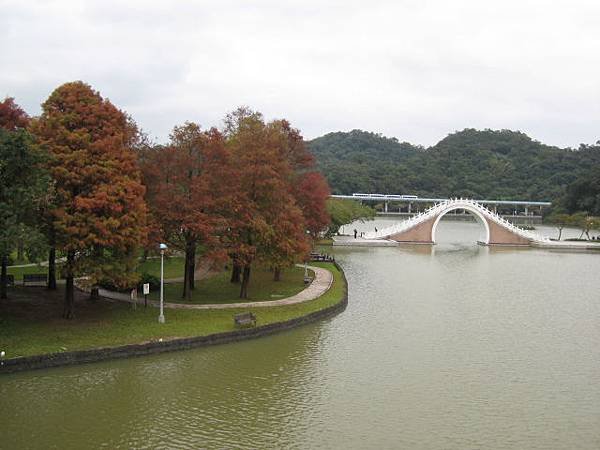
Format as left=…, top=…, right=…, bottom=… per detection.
left=158, top=243, right=167, bottom=323
left=304, top=229, right=311, bottom=283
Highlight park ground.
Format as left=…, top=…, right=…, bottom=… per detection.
left=0, top=262, right=344, bottom=359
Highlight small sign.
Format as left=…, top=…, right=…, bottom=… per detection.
left=143, top=283, right=150, bottom=295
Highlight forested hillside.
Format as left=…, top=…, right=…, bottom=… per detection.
left=308, top=129, right=600, bottom=201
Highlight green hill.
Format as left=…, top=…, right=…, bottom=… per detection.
left=308, top=129, right=600, bottom=201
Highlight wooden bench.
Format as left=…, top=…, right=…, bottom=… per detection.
left=309, top=253, right=334, bottom=262
left=234, top=312, right=257, bottom=327
left=22, top=273, right=47, bottom=286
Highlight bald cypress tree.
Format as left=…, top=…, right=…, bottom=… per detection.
left=33, top=82, right=147, bottom=319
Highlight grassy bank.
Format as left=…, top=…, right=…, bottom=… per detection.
left=7, top=264, right=49, bottom=281
left=0, top=262, right=344, bottom=359
left=149, top=265, right=307, bottom=304
left=137, top=256, right=185, bottom=279
left=7, top=256, right=186, bottom=283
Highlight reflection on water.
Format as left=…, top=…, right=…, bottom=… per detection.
left=2, top=221, right=600, bottom=449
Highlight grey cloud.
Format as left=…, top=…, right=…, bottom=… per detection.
left=1, top=0, right=598, bottom=147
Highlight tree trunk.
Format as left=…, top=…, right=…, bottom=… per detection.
left=230, top=263, right=241, bottom=283
left=240, top=265, right=251, bottom=299
left=63, top=251, right=75, bottom=319
left=273, top=267, right=281, bottom=282
left=189, top=244, right=196, bottom=290
left=17, top=240, right=24, bottom=262
left=182, top=239, right=195, bottom=301
left=182, top=251, right=189, bottom=300
left=47, top=246, right=57, bottom=290
left=1, top=254, right=7, bottom=300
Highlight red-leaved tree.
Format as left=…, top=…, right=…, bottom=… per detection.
left=223, top=108, right=313, bottom=296
left=32, top=81, right=147, bottom=319
left=141, top=123, right=232, bottom=300
left=0, top=97, right=30, bottom=131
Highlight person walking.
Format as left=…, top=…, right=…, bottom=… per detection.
left=353, top=229, right=358, bottom=239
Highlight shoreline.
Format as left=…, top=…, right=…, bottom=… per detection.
left=0, top=263, right=348, bottom=375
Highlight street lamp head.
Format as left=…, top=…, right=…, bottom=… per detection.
left=159, top=243, right=168, bottom=250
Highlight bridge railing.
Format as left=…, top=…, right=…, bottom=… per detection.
left=364, top=198, right=549, bottom=242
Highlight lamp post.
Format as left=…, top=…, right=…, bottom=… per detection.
left=304, top=229, right=311, bottom=283
left=158, top=243, right=167, bottom=323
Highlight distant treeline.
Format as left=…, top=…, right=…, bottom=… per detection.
left=308, top=129, right=600, bottom=209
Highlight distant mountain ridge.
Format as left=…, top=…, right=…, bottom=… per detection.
left=308, top=128, right=600, bottom=201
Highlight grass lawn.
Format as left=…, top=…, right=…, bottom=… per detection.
left=0, top=262, right=344, bottom=358
left=136, top=256, right=185, bottom=279
left=148, top=265, right=307, bottom=304
left=6, top=256, right=186, bottom=284
left=7, top=264, right=49, bottom=281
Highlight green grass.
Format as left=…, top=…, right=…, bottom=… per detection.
left=6, top=256, right=185, bottom=283
left=136, top=256, right=185, bottom=279
left=7, top=264, right=48, bottom=281
left=0, top=262, right=345, bottom=358
left=149, top=265, right=307, bottom=304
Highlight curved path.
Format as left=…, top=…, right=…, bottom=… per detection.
left=96, top=265, right=333, bottom=310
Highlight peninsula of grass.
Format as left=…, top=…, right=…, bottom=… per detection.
left=148, top=265, right=307, bottom=304
left=0, top=262, right=344, bottom=359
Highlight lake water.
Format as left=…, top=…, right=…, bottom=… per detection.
left=2, top=219, right=599, bottom=449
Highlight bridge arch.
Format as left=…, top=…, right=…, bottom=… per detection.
left=431, top=204, right=490, bottom=244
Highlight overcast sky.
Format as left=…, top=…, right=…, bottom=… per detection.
left=1, top=0, right=599, bottom=147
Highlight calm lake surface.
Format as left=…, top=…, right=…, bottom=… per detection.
left=2, top=219, right=600, bottom=449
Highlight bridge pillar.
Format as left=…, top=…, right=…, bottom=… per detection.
left=408, top=202, right=412, bottom=214
left=384, top=201, right=388, bottom=213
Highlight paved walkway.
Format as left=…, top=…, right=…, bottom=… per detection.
left=97, top=265, right=334, bottom=310
left=333, top=235, right=399, bottom=247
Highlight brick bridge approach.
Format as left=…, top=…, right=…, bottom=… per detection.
left=364, top=198, right=550, bottom=246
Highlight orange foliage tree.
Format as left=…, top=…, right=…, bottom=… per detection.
left=0, top=97, right=30, bottom=131
left=223, top=108, right=324, bottom=296
left=269, top=119, right=331, bottom=239
left=32, top=81, right=147, bottom=319
left=141, top=123, right=232, bottom=301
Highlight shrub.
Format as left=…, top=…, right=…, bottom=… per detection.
left=137, top=273, right=160, bottom=291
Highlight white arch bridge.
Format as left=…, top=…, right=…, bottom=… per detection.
left=362, top=198, right=550, bottom=246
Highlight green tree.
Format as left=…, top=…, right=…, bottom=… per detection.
left=326, top=198, right=375, bottom=237
left=308, top=129, right=600, bottom=203
left=0, top=127, right=48, bottom=298
left=562, top=164, right=600, bottom=215
left=546, top=213, right=573, bottom=240
left=576, top=215, right=600, bottom=240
